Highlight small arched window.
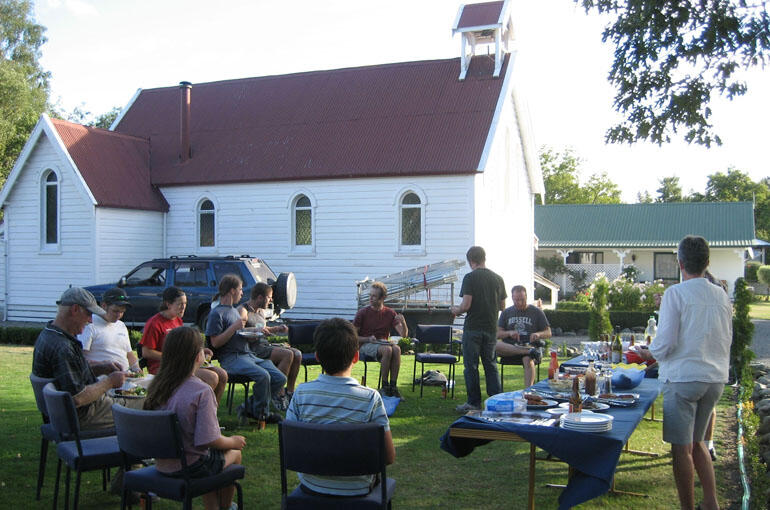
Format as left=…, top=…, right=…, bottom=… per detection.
left=400, top=192, right=422, bottom=246
left=294, top=194, right=312, bottom=247
left=42, top=170, right=59, bottom=247
left=198, top=199, right=215, bottom=248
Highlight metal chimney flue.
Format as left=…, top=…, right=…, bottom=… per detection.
left=179, top=81, right=192, bottom=162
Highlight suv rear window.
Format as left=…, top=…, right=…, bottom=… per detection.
left=212, top=262, right=251, bottom=284
left=174, top=262, right=210, bottom=287
left=242, top=258, right=277, bottom=284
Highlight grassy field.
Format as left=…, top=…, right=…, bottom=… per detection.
left=0, top=345, right=741, bottom=509
left=750, top=301, right=770, bottom=320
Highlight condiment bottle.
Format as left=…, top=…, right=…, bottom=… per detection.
left=584, top=361, right=597, bottom=396
left=548, top=350, right=559, bottom=379
left=646, top=334, right=653, bottom=346
left=569, top=375, right=583, bottom=413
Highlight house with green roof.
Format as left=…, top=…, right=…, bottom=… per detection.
left=534, top=202, right=768, bottom=296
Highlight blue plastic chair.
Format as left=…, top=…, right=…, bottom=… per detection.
left=279, top=421, right=395, bottom=509
left=412, top=325, right=459, bottom=398
left=42, top=383, right=125, bottom=510
left=112, top=404, right=244, bottom=510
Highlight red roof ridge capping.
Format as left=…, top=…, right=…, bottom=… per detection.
left=49, top=117, right=148, bottom=143
left=51, top=118, right=168, bottom=212
left=456, top=1, right=505, bottom=29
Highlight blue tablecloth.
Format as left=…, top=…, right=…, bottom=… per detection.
left=440, top=377, right=660, bottom=509
left=561, top=354, right=658, bottom=379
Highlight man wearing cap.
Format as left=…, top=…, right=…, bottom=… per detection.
left=32, top=287, right=142, bottom=431
left=78, top=287, right=140, bottom=373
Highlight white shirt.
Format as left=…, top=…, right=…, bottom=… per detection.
left=649, top=277, right=732, bottom=383
left=77, top=315, right=133, bottom=370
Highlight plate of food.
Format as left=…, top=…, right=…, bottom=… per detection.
left=523, top=393, right=557, bottom=409
left=558, top=401, right=610, bottom=412
left=108, top=386, right=147, bottom=399
left=597, top=393, right=640, bottom=406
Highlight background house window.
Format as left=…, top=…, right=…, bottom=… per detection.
left=43, top=171, right=58, bottom=246
left=400, top=192, right=422, bottom=246
left=654, top=252, right=680, bottom=282
left=566, top=251, right=603, bottom=264
left=294, top=194, right=312, bottom=246
left=198, top=199, right=215, bottom=248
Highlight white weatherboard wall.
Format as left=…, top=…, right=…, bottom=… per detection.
left=94, top=208, right=165, bottom=283
left=161, top=175, right=475, bottom=320
left=710, top=248, right=746, bottom=296
left=472, top=88, right=534, bottom=302
left=3, top=134, right=96, bottom=320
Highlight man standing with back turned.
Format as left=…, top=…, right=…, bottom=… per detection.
left=450, top=246, right=506, bottom=413
left=637, top=235, right=731, bottom=510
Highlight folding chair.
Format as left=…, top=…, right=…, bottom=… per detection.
left=42, top=383, right=126, bottom=510
left=112, top=404, right=245, bottom=510
left=279, top=421, right=395, bottom=509
left=29, top=374, right=116, bottom=501
left=411, top=324, right=459, bottom=398
left=287, top=323, right=322, bottom=382
left=498, top=353, right=542, bottom=391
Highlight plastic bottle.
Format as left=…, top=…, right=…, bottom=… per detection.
left=548, top=350, right=559, bottom=379
left=569, top=375, right=583, bottom=413
left=644, top=316, right=657, bottom=340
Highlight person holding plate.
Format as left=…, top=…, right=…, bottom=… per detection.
left=353, top=281, right=408, bottom=399
left=78, top=287, right=140, bottom=374
left=495, top=285, right=551, bottom=387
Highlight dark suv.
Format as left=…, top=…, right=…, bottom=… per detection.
left=85, top=255, right=297, bottom=328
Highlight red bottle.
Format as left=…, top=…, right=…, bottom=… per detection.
left=548, top=351, right=559, bottom=379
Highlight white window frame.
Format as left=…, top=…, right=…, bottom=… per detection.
left=394, top=186, right=426, bottom=256
left=196, top=196, right=217, bottom=252
left=288, top=190, right=316, bottom=256
left=40, top=168, right=61, bottom=253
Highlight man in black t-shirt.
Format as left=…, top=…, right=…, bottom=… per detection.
left=496, top=285, right=551, bottom=387
left=450, top=246, right=506, bottom=412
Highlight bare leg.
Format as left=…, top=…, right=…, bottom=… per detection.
left=195, top=367, right=227, bottom=406
left=270, top=348, right=293, bottom=377
left=202, top=449, right=241, bottom=510
left=671, top=443, right=696, bottom=510
left=286, top=348, right=302, bottom=392
left=693, top=440, right=719, bottom=510
left=705, top=410, right=716, bottom=441
left=389, top=345, right=401, bottom=386
left=378, top=346, right=392, bottom=387
left=522, top=356, right=535, bottom=387
left=496, top=341, right=535, bottom=387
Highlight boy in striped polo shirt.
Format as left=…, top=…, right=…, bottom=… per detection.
left=285, top=318, right=396, bottom=496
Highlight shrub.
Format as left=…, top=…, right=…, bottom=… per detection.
left=621, top=264, right=640, bottom=281
left=128, top=329, right=142, bottom=349
left=731, top=277, right=754, bottom=381
left=745, top=261, right=760, bottom=282
left=0, top=326, right=43, bottom=346
left=757, top=266, right=770, bottom=300
left=555, top=301, right=590, bottom=311
left=535, top=256, right=567, bottom=280
left=608, top=311, right=651, bottom=330
left=544, top=310, right=590, bottom=332
left=588, top=274, right=611, bottom=340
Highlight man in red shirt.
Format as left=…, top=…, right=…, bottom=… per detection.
left=353, top=281, right=408, bottom=399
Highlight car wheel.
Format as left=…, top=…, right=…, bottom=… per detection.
left=273, top=272, right=297, bottom=309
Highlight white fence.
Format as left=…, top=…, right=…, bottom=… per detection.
left=556, top=263, right=623, bottom=295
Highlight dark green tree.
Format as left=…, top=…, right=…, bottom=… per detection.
left=578, top=0, right=770, bottom=147
left=540, top=147, right=622, bottom=204
left=731, top=277, right=754, bottom=381
left=0, top=0, right=49, bottom=184
left=92, top=107, right=122, bottom=129
left=636, top=190, right=653, bottom=203
left=656, top=176, right=683, bottom=202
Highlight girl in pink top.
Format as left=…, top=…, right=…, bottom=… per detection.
left=144, top=326, right=246, bottom=510
left=140, top=287, right=228, bottom=404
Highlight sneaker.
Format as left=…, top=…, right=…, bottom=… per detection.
left=380, top=384, right=394, bottom=397
left=264, top=412, right=283, bottom=424
left=271, top=395, right=288, bottom=412
left=455, top=402, right=481, bottom=413
left=390, top=384, right=404, bottom=401
left=236, top=404, right=249, bottom=427
left=709, top=447, right=717, bottom=461
left=528, top=348, right=542, bottom=364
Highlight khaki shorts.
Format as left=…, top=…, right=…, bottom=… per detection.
left=662, top=381, right=723, bottom=445
left=359, top=342, right=383, bottom=361
left=80, top=393, right=145, bottom=431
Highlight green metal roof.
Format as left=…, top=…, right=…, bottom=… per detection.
left=535, top=202, right=766, bottom=248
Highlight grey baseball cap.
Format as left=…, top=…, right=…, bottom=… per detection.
left=56, top=287, right=106, bottom=316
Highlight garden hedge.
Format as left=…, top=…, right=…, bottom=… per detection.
left=545, top=310, right=652, bottom=332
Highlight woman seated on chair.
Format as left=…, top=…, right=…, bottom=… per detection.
left=139, top=287, right=228, bottom=404
left=144, top=326, right=246, bottom=510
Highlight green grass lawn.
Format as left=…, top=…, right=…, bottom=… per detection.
left=750, top=301, right=770, bottom=320
left=0, top=345, right=740, bottom=509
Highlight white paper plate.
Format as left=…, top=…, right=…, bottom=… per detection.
left=558, top=402, right=610, bottom=412
left=562, top=412, right=613, bottom=425
left=546, top=407, right=571, bottom=416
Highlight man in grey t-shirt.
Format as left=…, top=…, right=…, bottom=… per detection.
left=496, top=285, right=551, bottom=387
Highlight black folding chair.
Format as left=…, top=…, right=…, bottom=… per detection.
left=279, top=421, right=395, bottom=509
left=112, top=404, right=244, bottom=510
left=411, top=325, right=459, bottom=398
left=287, top=323, right=322, bottom=382
left=42, top=383, right=125, bottom=510
left=498, top=353, right=541, bottom=391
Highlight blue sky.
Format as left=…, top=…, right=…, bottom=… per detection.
left=35, top=0, right=768, bottom=201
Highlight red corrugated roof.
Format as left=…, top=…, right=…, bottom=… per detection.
left=51, top=119, right=169, bottom=212
left=456, top=1, right=504, bottom=29
left=115, top=55, right=509, bottom=187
